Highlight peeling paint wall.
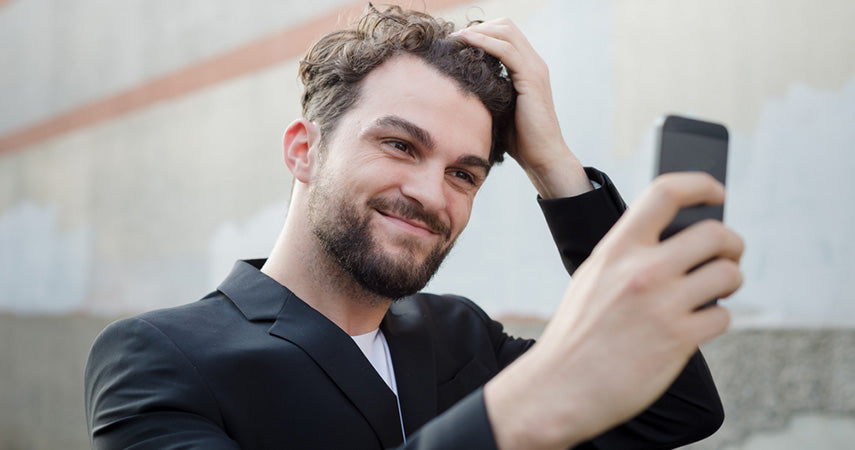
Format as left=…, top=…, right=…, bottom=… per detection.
left=429, top=0, right=855, bottom=327
left=1, top=0, right=853, bottom=448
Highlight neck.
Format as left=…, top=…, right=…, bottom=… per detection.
left=261, top=210, right=392, bottom=336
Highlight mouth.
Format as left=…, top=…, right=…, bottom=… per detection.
left=375, top=209, right=439, bottom=237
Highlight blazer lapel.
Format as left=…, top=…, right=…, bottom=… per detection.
left=382, top=295, right=438, bottom=437
left=269, top=292, right=405, bottom=448
left=219, top=260, right=404, bottom=448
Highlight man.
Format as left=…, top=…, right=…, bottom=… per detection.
left=85, top=5, right=743, bottom=449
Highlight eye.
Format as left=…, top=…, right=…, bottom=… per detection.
left=385, top=140, right=411, bottom=153
left=450, top=169, right=475, bottom=185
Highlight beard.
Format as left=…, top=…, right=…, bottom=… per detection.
left=307, top=178, right=455, bottom=301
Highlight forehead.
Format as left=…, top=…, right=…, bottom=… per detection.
left=334, top=54, right=493, bottom=160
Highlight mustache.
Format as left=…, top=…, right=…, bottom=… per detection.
left=367, top=196, right=451, bottom=239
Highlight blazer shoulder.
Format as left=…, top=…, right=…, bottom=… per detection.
left=405, top=292, right=492, bottom=323
left=84, top=312, right=226, bottom=435
left=115, top=290, right=244, bottom=342
left=85, top=290, right=249, bottom=391
left=399, top=293, right=534, bottom=368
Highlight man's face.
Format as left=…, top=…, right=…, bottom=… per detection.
left=306, top=54, right=493, bottom=299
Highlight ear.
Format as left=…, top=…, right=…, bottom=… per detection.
left=283, top=118, right=321, bottom=183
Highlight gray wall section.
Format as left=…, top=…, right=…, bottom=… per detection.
left=692, top=330, right=855, bottom=449
left=2, top=315, right=854, bottom=449
left=0, top=314, right=111, bottom=450
left=500, top=323, right=855, bottom=450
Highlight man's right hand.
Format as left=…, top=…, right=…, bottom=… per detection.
left=455, top=19, right=593, bottom=200
left=484, top=172, right=744, bottom=450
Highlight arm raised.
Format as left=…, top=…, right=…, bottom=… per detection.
left=455, top=19, right=592, bottom=199
left=484, top=172, right=743, bottom=449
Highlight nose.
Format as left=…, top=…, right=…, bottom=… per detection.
left=399, top=163, right=447, bottom=213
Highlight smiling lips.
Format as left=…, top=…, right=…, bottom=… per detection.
left=366, top=196, right=451, bottom=239
left=376, top=209, right=438, bottom=236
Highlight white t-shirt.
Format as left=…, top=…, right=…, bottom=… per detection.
left=351, top=329, right=406, bottom=442
left=351, top=329, right=398, bottom=394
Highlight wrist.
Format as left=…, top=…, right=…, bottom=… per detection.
left=483, top=351, right=587, bottom=450
left=519, top=149, right=592, bottom=199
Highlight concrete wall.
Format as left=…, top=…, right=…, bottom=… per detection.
left=2, top=316, right=852, bottom=450
left=1, top=0, right=853, bottom=448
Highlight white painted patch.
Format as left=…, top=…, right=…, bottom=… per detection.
left=725, top=76, right=855, bottom=327
left=208, top=201, right=286, bottom=286
left=0, top=202, right=91, bottom=313
left=605, top=77, right=855, bottom=328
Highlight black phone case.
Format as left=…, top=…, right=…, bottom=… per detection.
left=655, top=115, right=729, bottom=308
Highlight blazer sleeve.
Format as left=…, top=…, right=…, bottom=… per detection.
left=582, top=351, right=724, bottom=449
left=84, top=317, right=240, bottom=450
left=537, top=167, right=625, bottom=276
left=396, top=388, right=499, bottom=450
left=538, top=167, right=725, bottom=448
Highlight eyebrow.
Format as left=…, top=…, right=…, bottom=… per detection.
left=375, top=115, right=436, bottom=150
left=373, top=115, right=492, bottom=175
left=459, top=154, right=492, bottom=177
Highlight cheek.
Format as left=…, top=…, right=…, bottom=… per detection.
left=322, top=158, right=395, bottom=196
left=355, top=155, right=409, bottom=188
left=447, top=195, right=475, bottom=238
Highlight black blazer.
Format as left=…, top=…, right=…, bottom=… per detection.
left=84, top=169, right=724, bottom=449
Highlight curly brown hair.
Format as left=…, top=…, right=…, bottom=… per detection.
left=298, top=3, right=516, bottom=165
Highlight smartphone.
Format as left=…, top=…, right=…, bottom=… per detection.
left=655, top=115, right=729, bottom=308
left=655, top=115, right=729, bottom=241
